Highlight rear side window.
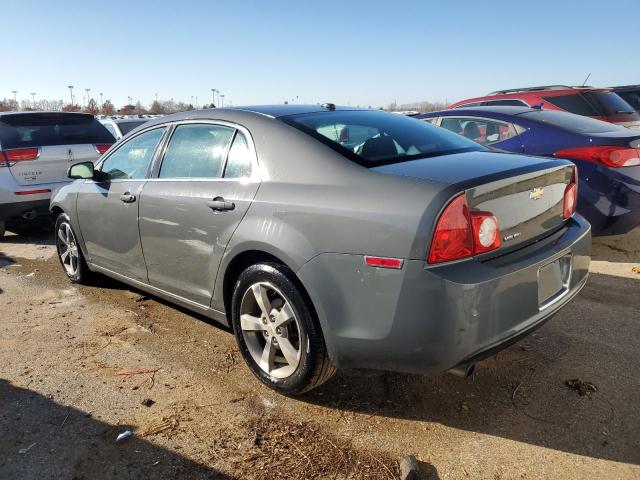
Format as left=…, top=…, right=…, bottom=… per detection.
left=101, top=128, right=166, bottom=180
left=543, top=94, right=600, bottom=116
left=440, top=117, right=519, bottom=146
left=159, top=124, right=235, bottom=179
left=519, top=110, right=624, bottom=133
left=224, top=132, right=254, bottom=178
left=283, top=110, right=484, bottom=166
left=102, top=123, right=118, bottom=138
left=0, top=113, right=114, bottom=149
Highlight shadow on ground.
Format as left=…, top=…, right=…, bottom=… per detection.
left=0, top=379, right=232, bottom=479
left=301, top=270, right=640, bottom=467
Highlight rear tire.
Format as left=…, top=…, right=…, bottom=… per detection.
left=231, top=262, right=336, bottom=396
left=55, top=213, right=91, bottom=284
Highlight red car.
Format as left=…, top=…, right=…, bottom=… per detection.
left=449, top=85, right=640, bottom=129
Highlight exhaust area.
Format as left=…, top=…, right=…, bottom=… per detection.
left=448, top=363, right=476, bottom=377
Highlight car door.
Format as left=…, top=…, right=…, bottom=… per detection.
left=76, top=126, right=167, bottom=281
left=439, top=116, right=525, bottom=153
left=138, top=122, right=260, bottom=306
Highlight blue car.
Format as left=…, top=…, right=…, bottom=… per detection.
left=417, top=106, right=640, bottom=235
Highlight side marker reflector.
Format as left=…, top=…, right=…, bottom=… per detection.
left=364, top=256, right=403, bottom=269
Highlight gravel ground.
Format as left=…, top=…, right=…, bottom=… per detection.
left=1, top=227, right=639, bottom=479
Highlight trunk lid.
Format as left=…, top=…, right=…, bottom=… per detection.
left=0, top=112, right=113, bottom=186
left=373, top=151, right=575, bottom=252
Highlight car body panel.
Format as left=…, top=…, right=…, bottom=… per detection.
left=139, top=178, right=260, bottom=305
left=51, top=106, right=591, bottom=375
left=76, top=179, right=149, bottom=281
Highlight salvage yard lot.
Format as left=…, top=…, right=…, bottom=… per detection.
left=1, top=230, right=639, bottom=479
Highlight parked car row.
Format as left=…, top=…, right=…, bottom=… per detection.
left=449, top=84, right=640, bottom=129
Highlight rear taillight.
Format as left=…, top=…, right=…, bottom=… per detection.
left=563, top=167, right=578, bottom=220
left=554, top=146, right=640, bottom=168
left=94, top=144, right=113, bottom=155
left=428, top=193, right=501, bottom=264
left=1, top=148, right=40, bottom=163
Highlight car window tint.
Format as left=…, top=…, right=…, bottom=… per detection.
left=224, top=132, right=254, bottom=178
left=542, top=94, right=599, bottom=116
left=484, top=99, right=528, bottom=107
left=441, top=118, right=518, bottom=146
left=118, top=120, right=148, bottom=135
left=0, top=113, right=114, bottom=149
left=616, top=90, right=640, bottom=111
left=100, top=127, right=166, bottom=180
left=160, top=124, right=234, bottom=179
left=103, top=123, right=118, bottom=138
left=284, top=110, right=483, bottom=166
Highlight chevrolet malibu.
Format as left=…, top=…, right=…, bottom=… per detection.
left=50, top=105, right=591, bottom=395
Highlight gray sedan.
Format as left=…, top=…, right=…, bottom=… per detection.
left=50, top=104, right=591, bottom=395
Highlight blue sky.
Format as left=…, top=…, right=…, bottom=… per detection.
left=3, top=0, right=637, bottom=108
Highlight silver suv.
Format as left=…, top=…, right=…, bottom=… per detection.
left=0, top=112, right=114, bottom=236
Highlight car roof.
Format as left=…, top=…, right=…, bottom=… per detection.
left=610, top=84, right=640, bottom=91
left=420, top=106, right=536, bottom=117
left=0, top=111, right=94, bottom=118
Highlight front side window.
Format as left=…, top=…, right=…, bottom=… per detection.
left=159, top=124, right=235, bottom=179
left=224, top=132, right=254, bottom=178
left=283, top=110, right=483, bottom=166
left=100, top=127, right=166, bottom=180
left=440, top=117, right=518, bottom=146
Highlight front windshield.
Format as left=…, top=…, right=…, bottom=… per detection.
left=282, top=110, right=485, bottom=166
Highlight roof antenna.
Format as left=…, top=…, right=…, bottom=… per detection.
left=581, top=73, right=591, bottom=87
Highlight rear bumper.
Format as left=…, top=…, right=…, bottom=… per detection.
left=0, top=168, right=68, bottom=222
left=0, top=199, right=51, bottom=222
left=578, top=163, right=640, bottom=236
left=298, top=215, right=591, bottom=374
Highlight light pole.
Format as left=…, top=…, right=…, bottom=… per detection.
left=99, top=92, right=103, bottom=106
left=67, top=86, right=74, bottom=106
left=211, top=88, right=215, bottom=106
left=220, top=94, right=225, bottom=108
left=128, top=96, right=132, bottom=105
left=195, top=96, right=198, bottom=109
left=11, top=90, right=17, bottom=109
left=85, top=88, right=91, bottom=107
left=155, top=93, right=158, bottom=102
left=30, top=92, right=37, bottom=109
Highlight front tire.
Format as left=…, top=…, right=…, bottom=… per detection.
left=55, top=214, right=91, bottom=284
left=231, top=262, right=335, bottom=395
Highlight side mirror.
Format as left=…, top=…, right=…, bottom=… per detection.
left=68, top=161, right=95, bottom=180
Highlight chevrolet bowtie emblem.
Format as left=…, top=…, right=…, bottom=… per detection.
left=529, top=187, right=544, bottom=200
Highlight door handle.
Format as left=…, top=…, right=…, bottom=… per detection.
left=207, top=197, right=235, bottom=211
left=120, top=192, right=136, bottom=203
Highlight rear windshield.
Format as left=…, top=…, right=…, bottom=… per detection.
left=0, top=113, right=114, bottom=149
left=519, top=110, right=625, bottom=134
left=615, top=89, right=640, bottom=112
left=282, top=110, right=484, bottom=166
left=118, top=120, right=147, bottom=135
left=543, top=92, right=640, bottom=120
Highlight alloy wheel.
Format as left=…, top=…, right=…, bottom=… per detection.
left=57, top=222, right=80, bottom=277
left=239, top=282, right=302, bottom=379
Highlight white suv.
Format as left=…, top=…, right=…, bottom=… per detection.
left=99, top=117, right=149, bottom=140
left=0, top=112, right=114, bottom=236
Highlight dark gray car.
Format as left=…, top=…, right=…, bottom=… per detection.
left=50, top=105, right=591, bottom=395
